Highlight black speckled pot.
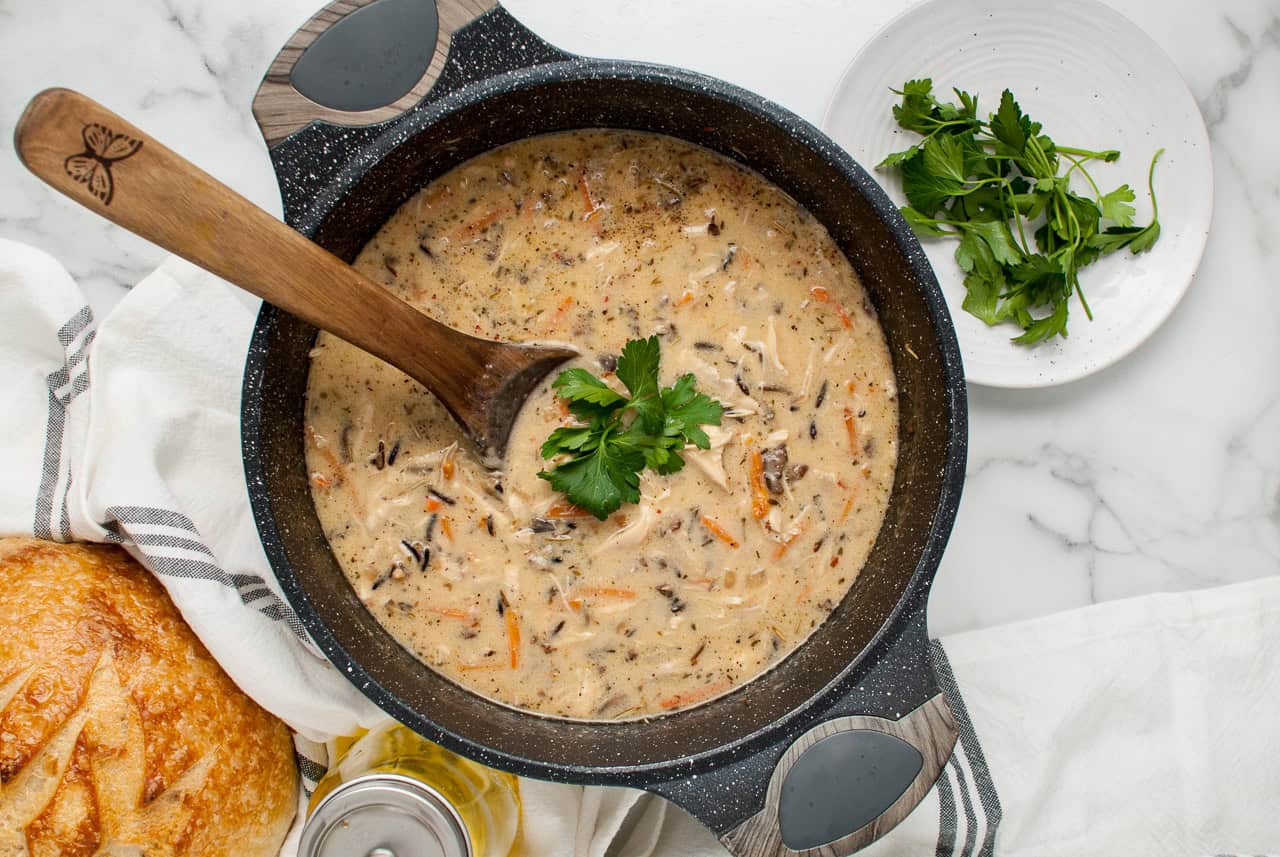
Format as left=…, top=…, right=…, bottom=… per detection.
left=242, top=2, right=967, bottom=853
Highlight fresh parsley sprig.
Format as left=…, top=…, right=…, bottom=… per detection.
left=538, top=336, right=724, bottom=520
left=880, top=79, right=1163, bottom=345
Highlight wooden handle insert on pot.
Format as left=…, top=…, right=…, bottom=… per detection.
left=721, top=695, right=959, bottom=856
left=253, top=0, right=498, bottom=146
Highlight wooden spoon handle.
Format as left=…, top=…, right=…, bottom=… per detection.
left=13, top=88, right=470, bottom=410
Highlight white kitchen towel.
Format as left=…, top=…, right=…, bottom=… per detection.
left=0, top=238, right=384, bottom=741
left=2, top=237, right=1278, bottom=856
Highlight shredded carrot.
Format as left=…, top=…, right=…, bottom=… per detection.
left=700, top=516, right=739, bottom=548
left=425, top=497, right=444, bottom=513
left=840, top=496, right=855, bottom=523
left=843, top=407, right=859, bottom=456
left=315, top=445, right=345, bottom=478
left=578, top=169, right=596, bottom=216
left=810, top=285, right=852, bottom=327
left=546, top=295, right=575, bottom=330
left=306, top=425, right=362, bottom=511
left=674, top=290, right=695, bottom=308
left=748, top=449, right=770, bottom=520
left=504, top=607, right=521, bottom=668
left=795, top=583, right=813, bottom=604
left=310, top=473, right=332, bottom=489
left=441, top=517, right=454, bottom=541
left=306, top=426, right=345, bottom=481
left=573, top=586, right=637, bottom=600
left=772, top=519, right=811, bottom=560
left=442, top=458, right=456, bottom=480
left=432, top=607, right=471, bottom=621
left=545, top=500, right=593, bottom=518
left=659, top=680, right=732, bottom=710
left=567, top=598, right=584, bottom=610
left=453, top=205, right=509, bottom=240
left=458, top=662, right=507, bottom=672
left=557, top=398, right=571, bottom=418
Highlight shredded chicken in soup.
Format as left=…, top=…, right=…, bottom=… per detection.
left=304, top=131, right=898, bottom=720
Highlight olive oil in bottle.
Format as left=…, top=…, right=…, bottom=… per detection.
left=303, top=721, right=520, bottom=857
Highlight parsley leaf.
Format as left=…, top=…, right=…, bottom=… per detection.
left=891, top=79, right=944, bottom=135
left=538, top=338, right=724, bottom=519
left=960, top=219, right=1022, bottom=267
left=879, top=82, right=1164, bottom=345
left=878, top=143, right=923, bottom=170
left=540, top=424, right=600, bottom=458
left=990, top=89, right=1030, bottom=155
left=962, top=269, right=1005, bottom=324
left=953, top=88, right=980, bottom=121
left=613, top=419, right=685, bottom=476
left=551, top=368, right=626, bottom=408
left=1008, top=254, right=1068, bottom=304
left=540, top=435, right=644, bottom=519
left=901, top=206, right=950, bottom=236
left=1093, top=222, right=1161, bottom=255
left=955, top=226, right=995, bottom=275
left=1099, top=184, right=1137, bottom=227
left=902, top=152, right=963, bottom=216
left=661, top=373, right=722, bottom=449
left=1090, top=150, right=1164, bottom=255
left=923, top=132, right=968, bottom=185
left=550, top=367, right=627, bottom=422
left=1012, top=298, right=1069, bottom=345
left=615, top=336, right=660, bottom=398
left=615, top=335, right=663, bottom=431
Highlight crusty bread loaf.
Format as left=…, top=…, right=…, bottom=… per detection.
left=0, top=538, right=296, bottom=856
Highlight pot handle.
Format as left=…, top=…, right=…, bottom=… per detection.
left=252, top=0, right=569, bottom=147
left=719, top=695, right=957, bottom=856
left=651, top=597, right=958, bottom=856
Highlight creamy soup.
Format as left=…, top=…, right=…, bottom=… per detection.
left=304, top=131, right=898, bottom=720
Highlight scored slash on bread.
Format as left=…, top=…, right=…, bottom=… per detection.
left=0, top=538, right=296, bottom=857
left=0, top=651, right=214, bottom=854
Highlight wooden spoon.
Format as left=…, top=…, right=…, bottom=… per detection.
left=14, top=88, right=576, bottom=456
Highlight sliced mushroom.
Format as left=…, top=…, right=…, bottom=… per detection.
left=760, top=444, right=789, bottom=494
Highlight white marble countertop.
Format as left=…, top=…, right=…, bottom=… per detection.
left=1, top=0, right=1275, bottom=639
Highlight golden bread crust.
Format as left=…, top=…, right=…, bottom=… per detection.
left=0, top=538, right=296, bottom=856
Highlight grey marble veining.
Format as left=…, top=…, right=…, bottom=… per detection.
left=0, top=0, right=1275, bottom=637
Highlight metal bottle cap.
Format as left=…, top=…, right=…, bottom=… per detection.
left=300, top=773, right=472, bottom=857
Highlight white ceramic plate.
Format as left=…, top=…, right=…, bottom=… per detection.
left=822, top=0, right=1213, bottom=388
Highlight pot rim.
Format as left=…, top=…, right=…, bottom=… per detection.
left=243, top=56, right=968, bottom=785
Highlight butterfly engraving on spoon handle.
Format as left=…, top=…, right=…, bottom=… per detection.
left=63, top=123, right=142, bottom=206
